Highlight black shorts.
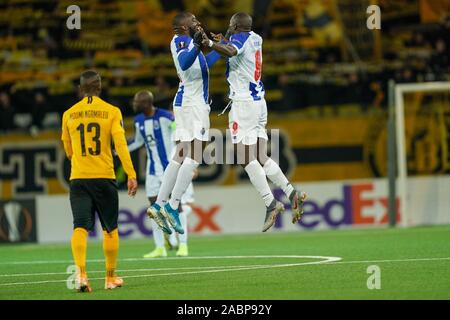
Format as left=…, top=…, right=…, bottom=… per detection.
left=70, top=179, right=118, bottom=233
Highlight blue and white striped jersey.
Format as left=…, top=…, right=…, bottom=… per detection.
left=227, top=31, right=265, bottom=102
left=170, top=34, right=209, bottom=107
left=128, top=108, right=175, bottom=176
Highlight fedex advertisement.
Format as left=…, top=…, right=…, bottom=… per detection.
left=272, top=182, right=401, bottom=231
left=35, top=176, right=450, bottom=243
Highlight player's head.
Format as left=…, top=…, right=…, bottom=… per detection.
left=79, top=70, right=101, bottom=97
left=133, top=90, right=154, bottom=114
left=172, top=12, right=201, bottom=37
left=229, top=12, right=252, bottom=34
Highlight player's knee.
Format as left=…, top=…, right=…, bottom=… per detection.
left=173, top=152, right=186, bottom=164
left=103, top=228, right=118, bottom=237
left=189, top=140, right=204, bottom=163
left=174, top=143, right=190, bottom=162
left=257, top=154, right=269, bottom=165
left=73, top=219, right=94, bottom=231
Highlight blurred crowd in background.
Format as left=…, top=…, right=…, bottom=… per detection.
left=0, top=0, right=449, bottom=135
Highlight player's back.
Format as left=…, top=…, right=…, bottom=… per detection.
left=62, top=96, right=123, bottom=180
left=227, top=31, right=265, bottom=102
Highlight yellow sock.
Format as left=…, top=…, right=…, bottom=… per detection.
left=71, top=227, right=88, bottom=277
left=103, top=228, right=119, bottom=279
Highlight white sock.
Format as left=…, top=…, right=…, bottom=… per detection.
left=245, top=160, right=274, bottom=207
left=169, top=157, right=199, bottom=209
left=168, top=229, right=178, bottom=247
left=178, top=206, right=189, bottom=244
left=156, top=160, right=181, bottom=206
left=151, top=219, right=165, bottom=248
left=263, top=158, right=294, bottom=197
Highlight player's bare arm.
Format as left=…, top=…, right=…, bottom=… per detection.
left=202, top=36, right=237, bottom=57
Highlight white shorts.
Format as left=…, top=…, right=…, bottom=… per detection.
left=145, top=174, right=195, bottom=204
left=228, top=99, right=268, bottom=145
left=173, top=104, right=210, bottom=142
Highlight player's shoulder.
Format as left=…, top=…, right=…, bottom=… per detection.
left=93, top=97, right=123, bottom=118
left=62, top=98, right=85, bottom=119
left=134, top=112, right=145, bottom=124
left=95, top=96, right=118, bottom=109
left=250, top=31, right=262, bottom=42
left=155, top=108, right=174, bottom=121
left=172, top=34, right=192, bottom=51
left=231, top=31, right=252, bottom=44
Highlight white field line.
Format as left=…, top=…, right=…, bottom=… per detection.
left=1, top=256, right=450, bottom=287
left=0, top=264, right=275, bottom=278
left=0, top=255, right=333, bottom=265
left=0, top=255, right=340, bottom=287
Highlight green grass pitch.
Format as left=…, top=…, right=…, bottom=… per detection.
left=0, top=225, right=449, bottom=300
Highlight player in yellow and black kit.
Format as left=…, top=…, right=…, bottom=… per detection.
left=61, top=70, right=138, bottom=292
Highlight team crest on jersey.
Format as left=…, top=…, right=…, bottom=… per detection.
left=231, top=122, right=238, bottom=135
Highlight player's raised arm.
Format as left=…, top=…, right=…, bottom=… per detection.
left=204, top=32, right=229, bottom=68
left=111, top=108, right=137, bottom=196
left=61, top=112, right=73, bottom=160
left=177, top=42, right=201, bottom=71
left=203, top=38, right=237, bottom=58
left=202, top=13, right=253, bottom=58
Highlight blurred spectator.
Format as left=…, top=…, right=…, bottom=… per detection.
left=154, top=75, right=172, bottom=107
left=29, top=92, right=47, bottom=136
left=278, top=73, right=298, bottom=111
left=405, top=32, right=427, bottom=47
left=430, top=38, right=449, bottom=80
left=0, top=91, right=15, bottom=133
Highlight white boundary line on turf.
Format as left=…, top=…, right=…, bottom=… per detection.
left=1, top=256, right=450, bottom=287
left=0, top=255, right=335, bottom=265
left=2, top=255, right=450, bottom=267
left=332, top=257, right=450, bottom=265
left=0, top=264, right=279, bottom=278
left=0, top=255, right=340, bottom=286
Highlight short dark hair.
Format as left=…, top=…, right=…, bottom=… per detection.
left=80, top=70, right=101, bottom=95
left=80, top=70, right=100, bottom=84
left=231, top=12, right=252, bottom=30
left=172, top=12, right=192, bottom=28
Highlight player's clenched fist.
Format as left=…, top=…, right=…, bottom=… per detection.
left=127, top=178, right=138, bottom=197
left=193, top=26, right=205, bottom=48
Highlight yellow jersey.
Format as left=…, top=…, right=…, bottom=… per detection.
left=61, top=96, right=136, bottom=180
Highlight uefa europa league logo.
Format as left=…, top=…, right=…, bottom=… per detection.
left=0, top=201, right=33, bottom=242
left=4, top=202, right=22, bottom=242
